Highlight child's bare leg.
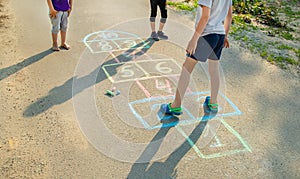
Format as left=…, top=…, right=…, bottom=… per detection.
left=60, top=30, right=70, bottom=49
left=150, top=21, right=156, bottom=32
left=171, top=57, right=198, bottom=108
left=52, top=33, right=59, bottom=51
left=208, top=59, right=220, bottom=105
left=158, top=22, right=165, bottom=32
left=150, top=19, right=159, bottom=40
left=157, top=19, right=168, bottom=40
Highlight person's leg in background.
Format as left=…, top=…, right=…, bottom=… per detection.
left=150, top=0, right=159, bottom=40
left=60, top=11, right=70, bottom=50
left=50, top=11, right=62, bottom=51
left=157, top=0, right=168, bottom=39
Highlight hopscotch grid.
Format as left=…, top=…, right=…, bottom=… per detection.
left=102, top=59, right=182, bottom=83
left=85, top=41, right=97, bottom=54
left=130, top=48, right=150, bottom=62
left=97, top=31, right=106, bottom=39
left=128, top=92, right=243, bottom=131
left=135, top=80, right=151, bottom=98
left=85, top=37, right=145, bottom=43
left=134, top=63, right=151, bottom=77
left=221, top=119, right=252, bottom=152
left=220, top=93, right=242, bottom=116
left=110, top=39, right=122, bottom=50
left=175, top=119, right=251, bottom=159
left=85, top=31, right=248, bottom=159
left=134, top=43, right=151, bottom=58
left=176, top=125, right=205, bottom=158
left=109, top=52, right=121, bottom=63
left=128, top=103, right=198, bottom=130
left=102, top=58, right=181, bottom=67
left=101, top=65, right=115, bottom=83
left=128, top=103, right=151, bottom=129
left=83, top=30, right=149, bottom=53
left=129, top=91, right=209, bottom=105
left=107, top=75, right=181, bottom=84
left=84, top=45, right=149, bottom=54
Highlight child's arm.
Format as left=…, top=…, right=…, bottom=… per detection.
left=224, top=5, right=232, bottom=48
left=68, top=0, right=73, bottom=16
left=186, top=5, right=211, bottom=55
left=47, top=0, right=57, bottom=18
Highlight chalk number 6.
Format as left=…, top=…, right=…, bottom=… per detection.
left=156, top=62, right=172, bottom=74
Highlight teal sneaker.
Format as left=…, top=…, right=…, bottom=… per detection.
left=203, top=96, right=218, bottom=114
left=160, top=103, right=182, bottom=116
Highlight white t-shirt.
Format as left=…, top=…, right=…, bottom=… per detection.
left=195, top=0, right=232, bottom=36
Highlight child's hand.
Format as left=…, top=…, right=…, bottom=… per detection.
left=224, top=37, right=230, bottom=48
left=68, top=8, right=72, bottom=17
left=49, top=9, right=57, bottom=18
left=186, top=38, right=198, bottom=55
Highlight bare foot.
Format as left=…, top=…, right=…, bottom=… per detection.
left=60, top=43, right=71, bottom=50
left=52, top=44, right=60, bottom=51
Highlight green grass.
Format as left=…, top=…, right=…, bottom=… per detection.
left=167, top=2, right=196, bottom=11
left=281, top=32, right=293, bottom=40
left=282, top=6, right=300, bottom=18
left=294, top=48, right=300, bottom=59
left=260, top=50, right=268, bottom=58
left=277, top=45, right=293, bottom=50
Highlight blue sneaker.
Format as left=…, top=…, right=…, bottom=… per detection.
left=160, top=103, right=182, bottom=116
left=203, top=96, right=218, bottom=114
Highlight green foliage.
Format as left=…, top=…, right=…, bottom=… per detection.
left=275, top=56, right=298, bottom=65
left=233, top=0, right=264, bottom=15
left=233, top=15, right=252, bottom=24
left=277, top=45, right=293, bottom=50
left=167, top=1, right=196, bottom=11
left=260, top=50, right=268, bottom=58
left=232, top=0, right=285, bottom=28
left=281, top=32, right=293, bottom=40
left=294, top=48, right=300, bottom=59
left=267, top=54, right=275, bottom=63
left=282, top=6, right=300, bottom=18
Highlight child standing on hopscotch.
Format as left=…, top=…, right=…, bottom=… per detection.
left=47, top=0, right=73, bottom=51
left=160, top=0, right=232, bottom=115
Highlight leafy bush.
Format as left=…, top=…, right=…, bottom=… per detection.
left=232, top=0, right=285, bottom=28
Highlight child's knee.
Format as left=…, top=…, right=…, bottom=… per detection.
left=150, top=17, right=156, bottom=22
left=52, top=26, right=60, bottom=34
left=61, top=24, right=68, bottom=32
left=160, top=18, right=167, bottom=23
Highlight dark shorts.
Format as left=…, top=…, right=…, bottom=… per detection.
left=187, top=34, right=225, bottom=62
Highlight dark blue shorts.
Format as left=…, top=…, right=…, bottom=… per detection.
left=187, top=34, right=225, bottom=62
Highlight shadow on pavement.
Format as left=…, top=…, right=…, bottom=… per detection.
left=0, top=49, right=53, bottom=81
left=23, top=39, right=155, bottom=117
left=127, top=113, right=209, bottom=179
